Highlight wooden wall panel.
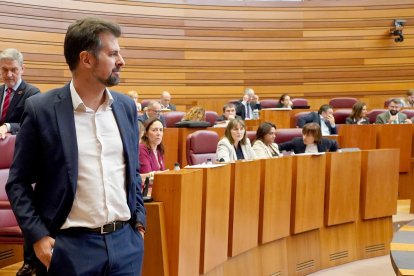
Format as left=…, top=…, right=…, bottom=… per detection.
left=0, top=0, right=413, bottom=112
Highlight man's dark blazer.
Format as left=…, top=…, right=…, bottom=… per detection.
left=138, top=112, right=166, bottom=127
left=279, top=137, right=339, bottom=154
left=296, top=111, right=338, bottom=135
left=216, top=114, right=242, bottom=122
left=6, top=83, right=145, bottom=246
left=0, top=81, right=40, bottom=133
left=165, top=103, right=176, bottom=111
left=235, top=101, right=261, bottom=120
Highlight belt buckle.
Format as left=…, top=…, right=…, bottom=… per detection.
left=100, top=222, right=116, bottom=234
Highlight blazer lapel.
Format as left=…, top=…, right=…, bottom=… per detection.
left=55, top=85, right=78, bottom=192
left=0, top=85, right=4, bottom=104
left=6, top=81, right=25, bottom=116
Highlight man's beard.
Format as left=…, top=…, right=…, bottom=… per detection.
left=97, top=68, right=121, bottom=87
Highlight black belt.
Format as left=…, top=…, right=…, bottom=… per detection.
left=62, top=221, right=128, bottom=235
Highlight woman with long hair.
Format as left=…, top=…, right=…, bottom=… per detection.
left=346, top=102, right=370, bottom=124
left=252, top=122, right=280, bottom=158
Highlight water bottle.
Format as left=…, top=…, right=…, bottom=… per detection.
left=174, top=162, right=181, bottom=171
left=206, top=158, right=212, bottom=165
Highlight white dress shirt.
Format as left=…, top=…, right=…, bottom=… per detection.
left=61, top=81, right=131, bottom=229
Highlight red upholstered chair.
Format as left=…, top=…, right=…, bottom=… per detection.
left=205, top=111, right=218, bottom=125
left=333, top=109, right=352, bottom=124
left=141, top=99, right=158, bottom=109
left=294, top=111, right=312, bottom=127
left=291, top=98, right=309, bottom=107
left=163, top=111, right=185, bottom=127
left=275, top=128, right=303, bottom=144
left=402, top=109, right=414, bottom=120
left=186, top=130, right=219, bottom=165
left=367, top=109, right=387, bottom=124
left=246, top=130, right=256, bottom=144
left=260, top=99, right=278, bottom=109
left=228, top=99, right=240, bottom=105
left=0, top=134, right=24, bottom=247
left=329, top=97, right=358, bottom=108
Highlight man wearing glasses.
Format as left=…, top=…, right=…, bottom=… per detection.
left=138, top=100, right=166, bottom=127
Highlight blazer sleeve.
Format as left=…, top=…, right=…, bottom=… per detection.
left=375, top=113, right=387, bottom=124
left=297, top=112, right=314, bottom=128
left=252, top=141, right=269, bottom=159
left=139, top=144, right=153, bottom=173
left=216, top=138, right=233, bottom=162
left=243, top=138, right=258, bottom=160
left=278, top=140, right=295, bottom=152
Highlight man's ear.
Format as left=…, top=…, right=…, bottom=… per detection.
left=79, top=51, right=94, bottom=69
left=21, top=64, right=25, bottom=74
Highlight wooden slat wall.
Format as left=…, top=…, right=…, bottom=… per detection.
left=1, top=0, right=414, bottom=112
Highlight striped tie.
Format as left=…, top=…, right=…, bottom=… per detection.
left=1, top=88, right=13, bottom=123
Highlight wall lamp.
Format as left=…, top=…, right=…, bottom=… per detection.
left=390, top=19, right=406, bottom=42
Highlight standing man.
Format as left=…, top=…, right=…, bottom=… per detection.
left=0, top=48, right=40, bottom=276
left=6, top=17, right=146, bottom=275
left=0, top=48, right=40, bottom=139
left=160, top=90, right=176, bottom=110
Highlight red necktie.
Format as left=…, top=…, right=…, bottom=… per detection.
left=1, top=88, right=13, bottom=123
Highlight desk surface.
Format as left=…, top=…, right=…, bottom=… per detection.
left=391, top=220, right=414, bottom=276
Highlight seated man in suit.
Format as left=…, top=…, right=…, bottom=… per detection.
left=160, top=91, right=176, bottom=110
left=236, top=88, right=261, bottom=120
left=138, top=100, right=166, bottom=127
left=0, top=48, right=40, bottom=276
left=296, top=104, right=337, bottom=135
left=215, top=103, right=241, bottom=127
left=0, top=48, right=40, bottom=140
left=376, top=98, right=412, bottom=124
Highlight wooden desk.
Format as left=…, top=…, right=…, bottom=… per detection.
left=291, top=154, right=326, bottom=234
left=151, top=169, right=203, bottom=276
left=163, top=128, right=179, bottom=170
left=259, top=157, right=292, bottom=244
left=376, top=124, right=412, bottom=172
left=228, top=160, right=261, bottom=257
left=338, top=124, right=377, bottom=150
left=260, top=109, right=292, bottom=129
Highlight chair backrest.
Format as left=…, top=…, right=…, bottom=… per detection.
left=291, top=98, right=308, bottom=107
left=205, top=111, right=219, bottom=125
left=333, top=109, right=352, bottom=124
left=275, top=128, right=303, bottom=144
left=402, top=109, right=414, bottom=119
left=0, top=135, right=16, bottom=170
left=367, top=109, right=387, bottom=124
left=163, top=111, right=185, bottom=128
left=329, top=97, right=358, bottom=108
left=260, top=99, right=278, bottom=109
left=246, top=130, right=256, bottom=144
left=186, top=130, right=219, bottom=165
left=294, top=111, right=312, bottom=127
left=141, top=99, right=158, bottom=109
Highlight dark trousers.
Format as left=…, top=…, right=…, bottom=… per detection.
left=36, top=224, right=144, bottom=276
left=23, top=239, right=35, bottom=264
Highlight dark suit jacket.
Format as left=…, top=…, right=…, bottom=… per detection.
left=345, top=116, right=370, bottom=124
left=138, top=112, right=166, bottom=127
left=296, top=111, right=338, bottom=135
left=279, top=137, right=338, bottom=154
left=235, top=101, right=261, bottom=120
left=166, top=103, right=176, bottom=111
left=6, top=83, right=145, bottom=246
left=216, top=114, right=242, bottom=122
left=0, top=81, right=40, bottom=133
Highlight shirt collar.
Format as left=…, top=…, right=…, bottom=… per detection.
left=5, top=79, right=22, bottom=92
left=69, top=80, right=114, bottom=112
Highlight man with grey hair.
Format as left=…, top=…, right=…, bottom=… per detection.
left=236, top=87, right=261, bottom=120
left=160, top=90, right=176, bottom=110
left=0, top=48, right=40, bottom=140
left=138, top=100, right=166, bottom=126
left=376, top=98, right=412, bottom=124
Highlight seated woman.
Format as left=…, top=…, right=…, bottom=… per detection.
left=346, top=102, right=370, bottom=124
left=275, top=94, right=293, bottom=109
left=279, top=122, right=338, bottom=154
left=139, top=118, right=166, bottom=182
left=182, top=106, right=206, bottom=121
left=216, top=118, right=257, bottom=162
left=252, top=122, right=280, bottom=158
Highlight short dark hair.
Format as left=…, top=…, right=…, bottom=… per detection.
left=389, top=98, right=402, bottom=106
left=255, top=122, right=276, bottom=143
left=318, top=104, right=333, bottom=114
left=222, top=103, right=236, bottom=113
left=225, top=118, right=247, bottom=145
left=302, top=123, right=322, bottom=143
left=141, top=117, right=165, bottom=155
left=64, top=17, right=121, bottom=71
